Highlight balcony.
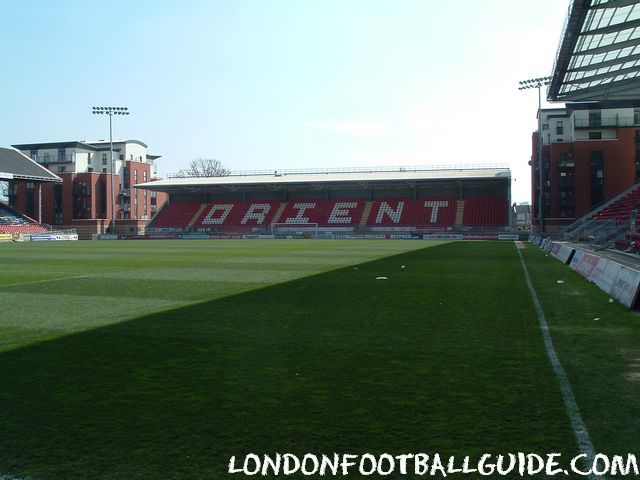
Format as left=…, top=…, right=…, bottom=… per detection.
left=32, top=155, right=76, bottom=164
left=573, top=116, right=635, bottom=129
left=122, top=204, right=131, bottom=212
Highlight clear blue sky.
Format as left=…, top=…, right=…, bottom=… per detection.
left=0, top=0, right=569, bottom=203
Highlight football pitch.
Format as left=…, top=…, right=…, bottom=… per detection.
left=1, top=240, right=640, bottom=479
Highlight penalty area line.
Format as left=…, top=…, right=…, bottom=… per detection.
left=516, top=246, right=600, bottom=480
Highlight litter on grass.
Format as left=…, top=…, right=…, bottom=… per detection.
left=376, top=276, right=388, bottom=280
left=557, top=280, right=564, bottom=284
left=609, top=298, right=614, bottom=303
left=594, top=317, right=600, bottom=321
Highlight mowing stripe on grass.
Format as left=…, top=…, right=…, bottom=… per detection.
left=517, top=245, right=599, bottom=480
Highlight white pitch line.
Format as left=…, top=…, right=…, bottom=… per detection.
left=517, top=246, right=600, bottom=480
left=0, top=274, right=91, bottom=289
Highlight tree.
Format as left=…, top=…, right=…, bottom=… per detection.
left=176, top=158, right=230, bottom=178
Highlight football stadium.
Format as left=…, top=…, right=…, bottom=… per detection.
left=3, top=1, right=640, bottom=479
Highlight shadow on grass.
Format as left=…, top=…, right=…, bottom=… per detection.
left=0, top=242, right=578, bottom=480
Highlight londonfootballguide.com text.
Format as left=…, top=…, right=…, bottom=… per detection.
left=228, top=452, right=639, bottom=477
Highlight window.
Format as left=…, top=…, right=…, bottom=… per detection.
left=58, top=166, right=66, bottom=172
left=542, top=124, right=549, bottom=130
left=143, top=171, right=147, bottom=182
left=589, top=110, right=601, bottom=127
left=102, top=168, right=107, bottom=173
left=119, top=154, right=124, bottom=160
left=58, top=148, right=65, bottom=162
left=30, top=150, right=38, bottom=161
left=589, top=131, right=602, bottom=140
left=635, top=108, right=640, bottom=125
left=102, top=153, right=107, bottom=165
left=556, top=121, right=563, bottom=135
left=43, top=152, right=50, bottom=162
left=54, top=184, right=63, bottom=212
left=88, top=167, right=93, bottom=172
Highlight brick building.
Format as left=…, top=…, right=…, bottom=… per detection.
left=531, top=102, right=640, bottom=233
left=9, top=140, right=166, bottom=238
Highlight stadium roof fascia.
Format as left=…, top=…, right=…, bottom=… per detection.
left=135, top=168, right=511, bottom=193
left=0, top=147, right=62, bottom=183
left=549, top=0, right=640, bottom=102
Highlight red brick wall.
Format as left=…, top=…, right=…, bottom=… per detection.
left=533, top=127, right=638, bottom=225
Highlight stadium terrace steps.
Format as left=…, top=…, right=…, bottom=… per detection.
left=462, top=197, right=509, bottom=226
left=455, top=200, right=465, bottom=229
left=0, top=224, right=48, bottom=234
left=364, top=198, right=457, bottom=228
left=149, top=197, right=509, bottom=232
left=149, top=201, right=201, bottom=228
left=358, top=201, right=374, bottom=227
left=0, top=204, right=48, bottom=234
left=591, top=186, right=640, bottom=223
left=192, top=200, right=281, bottom=229
left=275, top=200, right=366, bottom=227
left=187, top=204, right=209, bottom=229
left=270, top=202, right=288, bottom=225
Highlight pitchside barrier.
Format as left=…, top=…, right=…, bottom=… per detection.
left=30, top=233, right=79, bottom=242
left=0, top=234, right=12, bottom=242
left=530, top=237, right=640, bottom=309
left=139, top=232, right=522, bottom=241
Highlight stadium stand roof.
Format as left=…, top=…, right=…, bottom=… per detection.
left=0, top=147, right=62, bottom=182
left=549, top=0, right=640, bottom=102
left=136, top=167, right=511, bottom=193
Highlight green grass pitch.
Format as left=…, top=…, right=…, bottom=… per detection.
left=1, top=240, right=640, bottom=479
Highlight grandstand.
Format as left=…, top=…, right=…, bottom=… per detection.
left=0, top=204, right=48, bottom=235
left=0, top=147, right=61, bottom=238
left=544, top=0, right=640, bottom=256
left=138, top=166, right=512, bottom=238
left=565, top=182, right=640, bottom=252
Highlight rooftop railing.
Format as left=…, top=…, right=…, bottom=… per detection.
left=167, top=163, right=510, bottom=179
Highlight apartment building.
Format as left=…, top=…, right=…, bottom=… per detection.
left=8, top=140, right=166, bottom=238
left=531, top=101, right=640, bottom=232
